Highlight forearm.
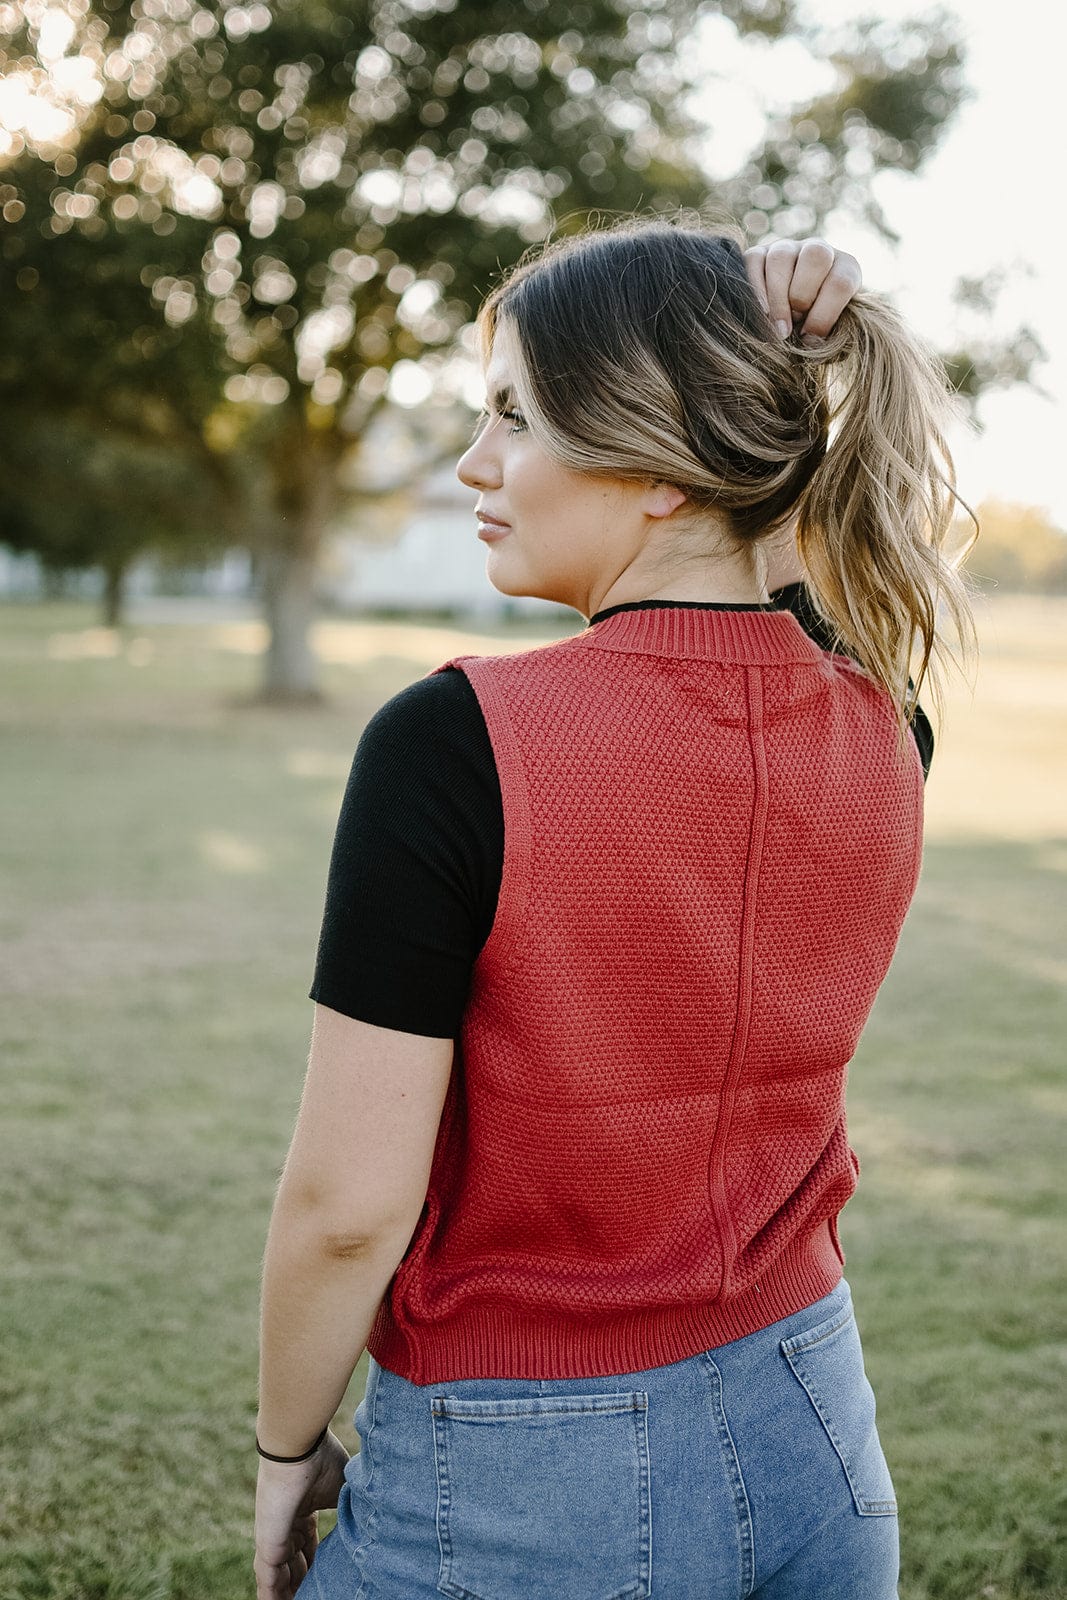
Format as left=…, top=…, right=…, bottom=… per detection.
left=256, top=1193, right=410, bottom=1456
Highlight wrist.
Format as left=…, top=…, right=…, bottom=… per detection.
left=255, top=1422, right=330, bottom=1463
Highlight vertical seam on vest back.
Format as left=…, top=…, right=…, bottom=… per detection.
left=707, top=666, right=770, bottom=1300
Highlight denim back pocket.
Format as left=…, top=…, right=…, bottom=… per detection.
left=780, top=1300, right=898, bottom=1516
left=430, top=1390, right=652, bottom=1600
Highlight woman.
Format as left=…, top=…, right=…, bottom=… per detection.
left=254, top=220, right=978, bottom=1600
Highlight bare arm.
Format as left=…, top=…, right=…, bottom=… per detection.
left=253, top=1007, right=454, bottom=1598
left=257, top=1005, right=454, bottom=1452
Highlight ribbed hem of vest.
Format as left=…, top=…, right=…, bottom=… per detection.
left=585, top=604, right=825, bottom=663
left=365, top=1218, right=845, bottom=1386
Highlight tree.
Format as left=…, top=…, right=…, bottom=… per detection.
left=0, top=0, right=1046, bottom=697
left=959, top=500, right=1067, bottom=596
left=1, top=407, right=228, bottom=624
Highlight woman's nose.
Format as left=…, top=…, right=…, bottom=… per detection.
left=456, top=430, right=501, bottom=491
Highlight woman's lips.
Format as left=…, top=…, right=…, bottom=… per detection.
left=476, top=515, right=511, bottom=542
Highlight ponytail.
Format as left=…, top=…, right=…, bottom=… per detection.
left=477, top=216, right=980, bottom=763
left=789, top=291, right=981, bottom=762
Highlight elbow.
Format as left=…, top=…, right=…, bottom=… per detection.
left=276, top=1177, right=414, bottom=1258
left=274, top=1173, right=423, bottom=1261
left=316, top=1227, right=382, bottom=1262
left=312, top=1210, right=421, bottom=1262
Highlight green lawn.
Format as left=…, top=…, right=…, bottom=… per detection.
left=1, top=594, right=1064, bottom=1600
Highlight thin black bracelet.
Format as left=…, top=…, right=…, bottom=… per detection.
left=256, top=1423, right=330, bottom=1463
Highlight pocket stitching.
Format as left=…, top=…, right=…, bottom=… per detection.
left=431, top=1391, right=652, bottom=1600
left=779, top=1299, right=854, bottom=1356
left=780, top=1314, right=898, bottom=1517
left=432, top=1392, right=649, bottom=1420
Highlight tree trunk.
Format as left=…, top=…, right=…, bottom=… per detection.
left=41, top=564, right=67, bottom=601
left=259, top=548, right=322, bottom=702
left=102, top=559, right=126, bottom=628
left=251, top=424, right=341, bottom=704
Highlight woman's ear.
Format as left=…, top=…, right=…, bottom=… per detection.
left=644, top=481, right=688, bottom=520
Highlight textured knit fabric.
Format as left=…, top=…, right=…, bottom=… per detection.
left=307, top=584, right=934, bottom=1039
left=365, top=605, right=924, bottom=1384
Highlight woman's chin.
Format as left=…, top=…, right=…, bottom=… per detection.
left=480, top=546, right=572, bottom=609
left=486, top=574, right=531, bottom=600
left=482, top=548, right=524, bottom=591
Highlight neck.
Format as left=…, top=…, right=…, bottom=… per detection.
left=597, top=583, right=769, bottom=613
left=587, top=537, right=794, bottom=617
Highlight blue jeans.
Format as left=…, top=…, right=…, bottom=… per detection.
left=298, top=1277, right=899, bottom=1599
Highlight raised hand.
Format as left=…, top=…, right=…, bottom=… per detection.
left=743, top=238, right=863, bottom=347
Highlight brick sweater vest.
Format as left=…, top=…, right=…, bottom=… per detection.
left=365, top=604, right=924, bottom=1385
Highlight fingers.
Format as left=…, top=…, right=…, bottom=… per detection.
left=764, top=239, right=832, bottom=335
left=253, top=1517, right=318, bottom=1600
left=793, top=245, right=862, bottom=341
left=287, top=1550, right=308, bottom=1596
left=253, top=1553, right=288, bottom=1600
left=742, top=243, right=774, bottom=320
left=742, top=239, right=862, bottom=342
left=288, top=1517, right=316, bottom=1597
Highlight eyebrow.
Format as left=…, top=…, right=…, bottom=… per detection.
left=487, top=383, right=514, bottom=409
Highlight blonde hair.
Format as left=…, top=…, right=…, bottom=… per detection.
left=476, top=213, right=980, bottom=761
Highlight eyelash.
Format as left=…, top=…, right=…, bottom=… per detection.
left=470, top=406, right=527, bottom=441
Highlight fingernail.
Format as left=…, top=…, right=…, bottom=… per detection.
left=776, top=320, right=791, bottom=339
left=802, top=333, right=824, bottom=348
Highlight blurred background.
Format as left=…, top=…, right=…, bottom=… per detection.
left=1, top=2, right=1064, bottom=1597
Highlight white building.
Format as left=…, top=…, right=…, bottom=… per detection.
left=324, top=460, right=574, bottom=625
left=0, top=451, right=577, bottom=626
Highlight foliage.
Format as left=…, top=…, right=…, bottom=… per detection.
left=2, top=411, right=224, bottom=574
left=961, top=499, right=1067, bottom=596
left=0, top=0, right=1047, bottom=682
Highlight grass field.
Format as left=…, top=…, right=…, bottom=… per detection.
left=1, top=592, right=1064, bottom=1600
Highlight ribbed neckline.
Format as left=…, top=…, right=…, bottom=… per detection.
left=585, top=588, right=822, bottom=663
left=589, top=597, right=781, bottom=623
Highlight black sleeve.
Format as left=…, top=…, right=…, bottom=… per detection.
left=308, top=666, right=504, bottom=1039
left=769, top=581, right=935, bottom=782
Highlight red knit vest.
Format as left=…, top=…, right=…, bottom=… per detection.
left=366, top=605, right=924, bottom=1384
